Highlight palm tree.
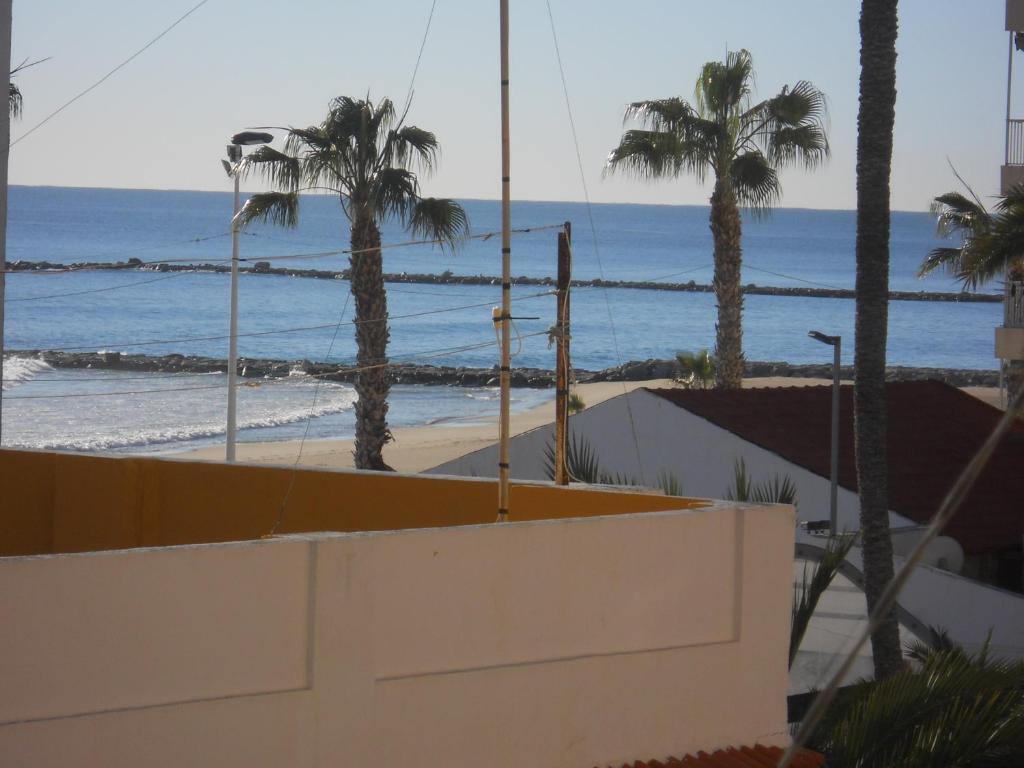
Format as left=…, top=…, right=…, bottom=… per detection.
left=237, top=96, right=468, bottom=470
left=606, top=50, right=829, bottom=389
left=853, top=0, right=903, bottom=679
left=921, top=184, right=1024, bottom=398
left=921, top=183, right=1024, bottom=288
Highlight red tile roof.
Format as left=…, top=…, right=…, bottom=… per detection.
left=596, top=743, right=825, bottom=768
left=647, top=381, right=1024, bottom=555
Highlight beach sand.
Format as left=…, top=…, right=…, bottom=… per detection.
left=172, top=376, right=896, bottom=473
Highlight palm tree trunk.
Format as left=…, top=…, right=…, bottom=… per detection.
left=854, top=0, right=903, bottom=679
left=710, top=177, right=744, bottom=389
left=1007, top=263, right=1024, bottom=402
left=350, top=208, right=393, bottom=471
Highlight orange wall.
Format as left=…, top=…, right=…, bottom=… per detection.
left=0, top=449, right=704, bottom=556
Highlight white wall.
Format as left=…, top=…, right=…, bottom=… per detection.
left=430, top=389, right=913, bottom=533
left=0, top=502, right=795, bottom=768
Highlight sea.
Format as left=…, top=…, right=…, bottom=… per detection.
left=1, top=185, right=1001, bottom=455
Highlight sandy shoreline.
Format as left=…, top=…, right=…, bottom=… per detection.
left=172, top=378, right=1004, bottom=473
left=173, top=375, right=995, bottom=474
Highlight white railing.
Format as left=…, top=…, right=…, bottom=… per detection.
left=1008, top=120, right=1024, bottom=166
left=1006, top=281, right=1024, bottom=328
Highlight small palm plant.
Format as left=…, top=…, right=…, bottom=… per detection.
left=674, top=349, right=716, bottom=389
left=725, top=457, right=797, bottom=506
left=237, top=96, right=468, bottom=470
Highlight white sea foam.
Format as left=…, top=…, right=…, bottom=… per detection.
left=2, top=356, right=53, bottom=390
left=4, top=372, right=358, bottom=451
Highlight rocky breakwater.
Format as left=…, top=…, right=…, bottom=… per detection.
left=589, top=358, right=1000, bottom=388
left=7, top=259, right=1002, bottom=303
left=30, top=351, right=559, bottom=388
left=24, top=351, right=999, bottom=389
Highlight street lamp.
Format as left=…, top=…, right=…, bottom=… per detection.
left=808, top=330, right=841, bottom=536
left=224, top=130, right=273, bottom=462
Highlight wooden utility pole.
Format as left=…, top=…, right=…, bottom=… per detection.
left=554, top=222, right=572, bottom=485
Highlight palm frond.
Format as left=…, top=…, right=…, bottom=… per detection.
left=8, top=82, right=21, bottom=119
left=236, top=192, right=300, bottom=229
left=605, top=129, right=687, bottom=180
left=623, top=97, right=693, bottom=131
left=808, top=650, right=1024, bottom=767
left=731, top=151, right=781, bottom=214
left=237, top=146, right=302, bottom=192
left=767, top=124, right=830, bottom=169
left=285, top=125, right=335, bottom=156
left=790, top=534, right=857, bottom=667
left=373, top=167, right=419, bottom=221
left=694, top=49, right=754, bottom=119
left=919, top=246, right=971, bottom=280
left=408, top=198, right=469, bottom=250
left=387, top=125, right=440, bottom=171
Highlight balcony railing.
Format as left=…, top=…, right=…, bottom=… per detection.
left=1006, top=281, right=1024, bottom=328
left=1008, top=120, right=1024, bottom=165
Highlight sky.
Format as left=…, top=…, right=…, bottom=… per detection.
left=6, top=0, right=1013, bottom=212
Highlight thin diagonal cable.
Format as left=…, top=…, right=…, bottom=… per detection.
left=11, top=0, right=212, bottom=148
left=779, top=386, right=1024, bottom=768
left=744, top=264, right=845, bottom=291
left=7, top=269, right=194, bottom=302
left=402, top=0, right=439, bottom=115
left=545, top=0, right=647, bottom=484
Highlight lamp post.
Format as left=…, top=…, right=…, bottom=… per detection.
left=224, top=131, right=273, bottom=462
left=809, top=330, right=841, bottom=536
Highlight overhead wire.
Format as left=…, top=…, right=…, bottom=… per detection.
left=10, top=0, right=213, bottom=149
left=6, top=269, right=195, bottom=302
left=1, top=224, right=566, bottom=275
left=544, top=0, right=647, bottom=485
left=12, top=290, right=555, bottom=353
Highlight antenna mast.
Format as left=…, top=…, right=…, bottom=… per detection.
left=497, top=0, right=512, bottom=521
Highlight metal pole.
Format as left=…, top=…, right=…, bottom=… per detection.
left=226, top=167, right=241, bottom=462
left=829, top=338, right=841, bottom=535
left=496, top=0, right=512, bottom=520
left=0, top=0, right=11, bottom=445
left=554, top=222, right=571, bottom=485
left=1008, top=30, right=1014, bottom=167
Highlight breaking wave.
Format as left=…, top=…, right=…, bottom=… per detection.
left=2, top=356, right=53, bottom=390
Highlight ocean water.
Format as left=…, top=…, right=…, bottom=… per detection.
left=1, top=186, right=1003, bottom=453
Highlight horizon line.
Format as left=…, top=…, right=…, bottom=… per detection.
left=7, top=182, right=935, bottom=216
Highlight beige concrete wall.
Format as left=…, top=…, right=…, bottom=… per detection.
left=0, top=503, right=795, bottom=767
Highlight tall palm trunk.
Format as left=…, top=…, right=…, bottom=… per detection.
left=710, top=177, right=745, bottom=389
left=854, top=0, right=903, bottom=679
left=350, top=207, right=393, bottom=471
